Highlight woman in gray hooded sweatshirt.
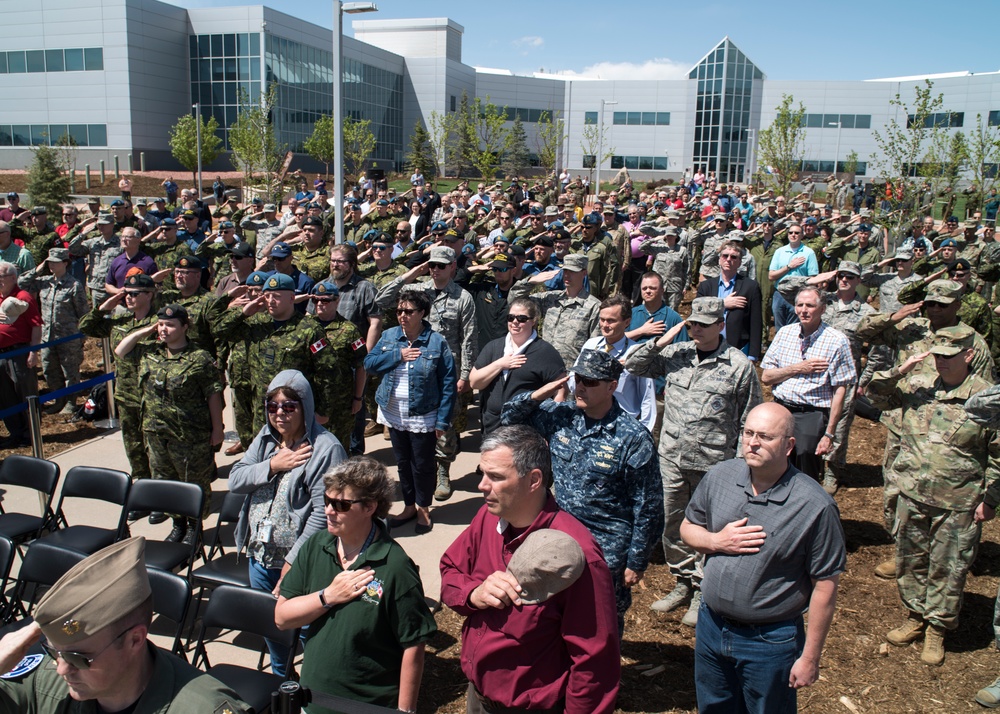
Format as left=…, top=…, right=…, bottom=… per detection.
left=229, top=369, right=346, bottom=676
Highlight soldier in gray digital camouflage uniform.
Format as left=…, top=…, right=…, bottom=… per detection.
left=625, top=297, right=761, bottom=627
left=65, top=213, right=122, bottom=306
left=638, top=225, right=689, bottom=311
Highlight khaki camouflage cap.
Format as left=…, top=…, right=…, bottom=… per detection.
left=924, top=279, right=963, bottom=305
left=506, top=530, right=585, bottom=605
left=35, top=538, right=150, bottom=645
left=687, top=296, right=725, bottom=325
left=928, top=324, right=975, bottom=356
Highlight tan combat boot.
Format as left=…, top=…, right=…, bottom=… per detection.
left=921, top=625, right=946, bottom=666
left=886, top=612, right=925, bottom=646
left=874, top=560, right=896, bottom=579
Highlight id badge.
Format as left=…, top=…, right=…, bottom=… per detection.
left=259, top=520, right=274, bottom=544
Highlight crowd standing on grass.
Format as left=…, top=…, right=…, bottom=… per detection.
left=4, top=167, right=1000, bottom=711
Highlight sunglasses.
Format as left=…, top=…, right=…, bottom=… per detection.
left=836, top=273, right=858, bottom=280
left=507, top=314, right=531, bottom=323
left=576, top=376, right=608, bottom=387
left=323, top=494, right=366, bottom=512
left=312, top=296, right=338, bottom=303
left=42, top=625, right=135, bottom=669
left=372, top=244, right=390, bottom=251
left=396, top=307, right=419, bottom=316
left=123, top=290, right=148, bottom=297
left=266, top=400, right=300, bottom=414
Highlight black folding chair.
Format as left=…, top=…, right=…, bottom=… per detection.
left=189, top=492, right=250, bottom=631
left=0, top=536, right=16, bottom=619
left=191, top=584, right=298, bottom=714
left=0, top=455, right=61, bottom=556
left=147, top=566, right=192, bottom=660
left=40, top=466, right=131, bottom=556
left=126, top=480, right=205, bottom=577
left=3, top=540, right=87, bottom=623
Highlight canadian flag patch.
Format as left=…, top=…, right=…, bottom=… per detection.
left=350, top=338, right=365, bottom=352
left=309, top=338, right=328, bottom=354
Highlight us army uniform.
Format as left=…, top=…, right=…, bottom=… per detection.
left=65, top=225, right=122, bottom=306
left=79, top=294, right=157, bottom=482
left=867, top=327, right=1000, bottom=642
left=17, top=257, right=89, bottom=413
left=134, top=339, right=223, bottom=519
left=626, top=305, right=761, bottom=610
left=500, top=384, right=663, bottom=631
left=898, top=278, right=995, bottom=355
left=509, top=278, right=601, bottom=367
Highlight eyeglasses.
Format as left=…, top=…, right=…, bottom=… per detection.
left=41, top=625, right=136, bottom=670
left=372, top=244, right=390, bottom=251
left=950, top=271, right=969, bottom=277
left=123, top=291, right=147, bottom=297
left=719, top=254, right=740, bottom=261
left=396, top=308, right=419, bottom=316
left=312, top=296, right=338, bottom=303
left=428, top=264, right=449, bottom=270
left=507, top=314, right=531, bottom=323
left=266, top=400, right=300, bottom=414
left=742, top=429, right=783, bottom=443
left=836, top=273, right=859, bottom=280
left=787, top=231, right=802, bottom=236
left=323, top=494, right=366, bottom=512
left=493, top=266, right=511, bottom=273
left=576, top=376, right=608, bottom=388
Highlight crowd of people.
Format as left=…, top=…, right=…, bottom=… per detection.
left=1, top=166, right=1000, bottom=712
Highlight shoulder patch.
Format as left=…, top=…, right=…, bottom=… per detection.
left=350, top=338, right=365, bottom=352
left=309, top=338, right=328, bottom=354
left=2, top=653, right=44, bottom=679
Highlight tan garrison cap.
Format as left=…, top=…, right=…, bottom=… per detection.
left=35, top=537, right=151, bottom=645
left=507, top=529, right=585, bottom=605
left=928, top=324, right=975, bottom=356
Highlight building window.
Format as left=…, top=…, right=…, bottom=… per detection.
left=801, top=113, right=871, bottom=129
left=610, top=112, right=670, bottom=126
left=0, top=48, right=103, bottom=74
left=988, top=111, right=1000, bottom=127
left=609, top=155, right=668, bottom=170
left=0, top=123, right=107, bottom=147
left=907, top=112, right=964, bottom=129
left=984, top=163, right=999, bottom=179
left=582, top=155, right=595, bottom=169
left=836, top=160, right=867, bottom=175
left=584, top=112, right=597, bottom=125
left=450, top=95, right=456, bottom=112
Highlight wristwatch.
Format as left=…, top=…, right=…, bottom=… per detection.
left=317, top=590, right=335, bottom=609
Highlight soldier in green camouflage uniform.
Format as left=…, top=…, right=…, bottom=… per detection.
left=9, top=207, right=61, bottom=265
left=291, top=217, right=330, bottom=283
left=116, top=304, right=224, bottom=544
left=309, top=280, right=367, bottom=450
left=78, top=274, right=157, bottom=483
left=219, top=271, right=268, bottom=452
left=867, top=325, right=1000, bottom=666
left=214, top=272, right=339, bottom=435
left=193, top=220, right=240, bottom=281
left=142, top=218, right=193, bottom=290
left=155, top=255, right=223, bottom=359
left=573, top=214, right=616, bottom=299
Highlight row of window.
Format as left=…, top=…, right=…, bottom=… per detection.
left=498, top=107, right=554, bottom=124
left=907, top=112, right=964, bottom=129
left=190, top=33, right=261, bottom=60
left=583, top=111, right=671, bottom=126
left=0, top=124, right=107, bottom=147
left=802, top=113, right=872, bottom=129
left=611, top=156, right=669, bottom=170
left=797, top=160, right=868, bottom=176
left=0, top=48, right=103, bottom=74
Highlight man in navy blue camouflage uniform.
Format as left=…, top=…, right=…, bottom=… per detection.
left=500, top=348, right=663, bottom=632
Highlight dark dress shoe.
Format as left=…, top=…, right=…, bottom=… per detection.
left=415, top=520, right=433, bottom=535
left=127, top=510, right=150, bottom=522
left=148, top=512, right=168, bottom=525
left=387, top=513, right=417, bottom=529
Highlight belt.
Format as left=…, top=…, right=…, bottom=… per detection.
left=0, top=343, right=28, bottom=356
left=473, top=685, right=564, bottom=714
left=714, top=608, right=799, bottom=630
left=775, top=399, right=829, bottom=416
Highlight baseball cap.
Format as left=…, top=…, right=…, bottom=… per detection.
left=928, top=324, right=975, bottom=356
left=571, top=349, right=623, bottom=381
left=687, top=297, right=725, bottom=325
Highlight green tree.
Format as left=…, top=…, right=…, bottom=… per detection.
left=756, top=94, right=807, bottom=199
left=454, top=92, right=477, bottom=178
left=466, top=96, right=511, bottom=181
left=229, top=84, right=285, bottom=203
left=843, top=149, right=859, bottom=177
left=964, top=113, right=1000, bottom=214
left=427, top=110, right=455, bottom=178
left=535, top=110, right=566, bottom=177
left=343, top=116, right=377, bottom=184
left=923, top=130, right=967, bottom=205
left=303, top=114, right=336, bottom=179
left=26, top=143, right=70, bottom=213
left=406, top=119, right=435, bottom=179
left=502, top=116, right=530, bottom=178
left=579, top=123, right=614, bottom=186
left=168, top=113, right=222, bottom=186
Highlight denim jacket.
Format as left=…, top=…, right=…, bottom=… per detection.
left=364, top=322, right=457, bottom=431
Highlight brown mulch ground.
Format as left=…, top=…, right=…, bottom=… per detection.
left=2, top=291, right=998, bottom=712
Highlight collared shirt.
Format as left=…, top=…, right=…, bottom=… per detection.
left=686, top=458, right=846, bottom=623
left=761, top=322, right=857, bottom=408
left=106, top=250, right=157, bottom=288
left=769, top=243, right=818, bottom=283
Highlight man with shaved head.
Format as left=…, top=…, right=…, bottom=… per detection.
left=681, top=402, right=846, bottom=714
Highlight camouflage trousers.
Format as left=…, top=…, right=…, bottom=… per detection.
left=435, top=390, right=472, bottom=466
left=145, top=431, right=214, bottom=519
left=825, top=385, right=858, bottom=480
left=659, top=457, right=706, bottom=587
left=41, top=342, right=83, bottom=398
left=665, top=288, right=683, bottom=313
left=118, top=402, right=151, bottom=482
left=231, top=380, right=256, bottom=449
left=328, top=409, right=355, bottom=454
left=882, top=430, right=902, bottom=536
left=895, top=495, right=981, bottom=631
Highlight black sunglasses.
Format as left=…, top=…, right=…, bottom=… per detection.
left=266, top=400, right=300, bottom=414
left=312, top=296, right=338, bottom=304
left=576, top=376, right=608, bottom=387
left=324, top=495, right=366, bottom=512
left=396, top=308, right=419, bottom=316
left=41, top=625, right=136, bottom=669
left=507, top=314, right=531, bottom=323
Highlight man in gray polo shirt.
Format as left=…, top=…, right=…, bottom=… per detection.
left=681, top=402, right=846, bottom=714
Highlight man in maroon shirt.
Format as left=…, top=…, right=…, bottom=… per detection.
left=0, top=260, right=42, bottom=448
left=440, top=424, right=620, bottom=714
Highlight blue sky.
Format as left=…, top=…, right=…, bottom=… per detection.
left=174, top=0, right=1000, bottom=81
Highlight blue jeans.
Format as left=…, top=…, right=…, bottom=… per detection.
left=772, top=290, right=796, bottom=332
left=694, top=602, right=804, bottom=714
left=248, top=557, right=292, bottom=678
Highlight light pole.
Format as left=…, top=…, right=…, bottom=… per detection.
left=333, top=1, right=378, bottom=244
left=828, top=120, right=842, bottom=178
left=193, top=103, right=202, bottom=198
left=596, top=99, right=617, bottom=198
left=745, top=128, right=755, bottom=184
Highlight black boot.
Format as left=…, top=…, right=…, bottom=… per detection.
left=165, top=518, right=187, bottom=543
left=181, top=519, right=200, bottom=548
left=148, top=512, right=168, bottom=525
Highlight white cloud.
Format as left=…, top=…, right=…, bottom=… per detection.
left=555, top=58, right=691, bottom=81
left=513, top=35, right=544, bottom=50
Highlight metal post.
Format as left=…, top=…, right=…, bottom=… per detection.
left=85, top=164, right=91, bottom=190
left=194, top=103, right=203, bottom=200
left=99, top=160, right=106, bottom=183
left=70, top=169, right=75, bottom=193
left=333, top=3, right=344, bottom=245
left=127, top=153, right=133, bottom=174
left=140, top=152, right=146, bottom=172
left=597, top=99, right=617, bottom=199
left=114, top=155, right=120, bottom=179
left=27, top=396, right=43, bottom=459
left=94, top=338, right=119, bottom=429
